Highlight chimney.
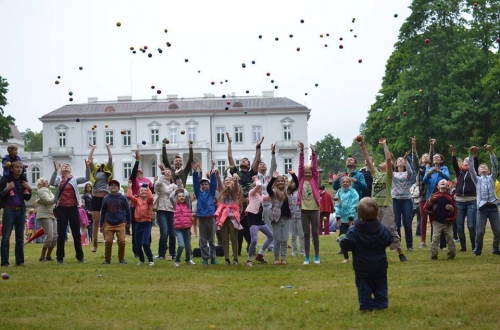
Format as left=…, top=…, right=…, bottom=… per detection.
left=152, top=95, right=158, bottom=100
left=231, top=92, right=236, bottom=97
left=117, top=96, right=132, bottom=101
left=88, top=97, right=98, bottom=103
left=262, top=91, right=274, bottom=97
left=167, top=94, right=178, bottom=99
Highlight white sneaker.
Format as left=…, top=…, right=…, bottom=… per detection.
left=341, top=259, right=349, bottom=263
left=148, top=262, right=154, bottom=267
left=174, top=262, right=180, bottom=267
left=186, top=260, right=195, bottom=265
left=136, top=262, right=144, bottom=266
left=419, top=243, right=426, bottom=248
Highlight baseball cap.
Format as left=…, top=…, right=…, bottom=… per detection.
left=200, top=178, right=210, bottom=183
left=109, top=179, right=120, bottom=186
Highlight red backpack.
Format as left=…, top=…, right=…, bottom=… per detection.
left=424, top=192, right=458, bottom=223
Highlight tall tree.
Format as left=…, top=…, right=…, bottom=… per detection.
left=23, top=129, right=43, bottom=152
left=0, top=76, right=15, bottom=142
left=315, top=134, right=346, bottom=178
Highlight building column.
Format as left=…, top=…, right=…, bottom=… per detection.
left=201, top=152, right=208, bottom=175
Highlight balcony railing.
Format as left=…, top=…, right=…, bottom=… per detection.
left=19, top=151, right=43, bottom=160
left=276, top=140, right=299, bottom=150
left=134, top=140, right=210, bottom=150
left=48, top=147, right=74, bottom=156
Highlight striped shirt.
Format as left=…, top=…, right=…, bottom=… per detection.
left=468, top=153, right=498, bottom=208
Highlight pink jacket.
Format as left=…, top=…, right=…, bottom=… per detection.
left=174, top=202, right=192, bottom=229
left=215, top=202, right=241, bottom=227
left=78, top=207, right=89, bottom=227
left=245, top=181, right=270, bottom=215
left=297, top=152, right=321, bottom=207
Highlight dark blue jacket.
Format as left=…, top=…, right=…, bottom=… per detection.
left=193, top=171, right=217, bottom=217
left=100, top=193, right=131, bottom=226
left=340, top=219, right=393, bottom=278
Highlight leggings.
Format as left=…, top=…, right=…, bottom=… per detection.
left=301, top=209, right=320, bottom=258
left=248, top=224, right=273, bottom=259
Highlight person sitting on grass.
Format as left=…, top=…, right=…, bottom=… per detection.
left=340, top=197, right=394, bottom=312
left=425, top=179, right=457, bottom=260
left=100, top=179, right=131, bottom=265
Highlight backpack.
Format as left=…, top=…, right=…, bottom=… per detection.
left=410, top=183, right=420, bottom=199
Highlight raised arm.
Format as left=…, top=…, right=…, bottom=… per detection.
left=310, top=144, right=319, bottom=184
left=106, top=143, right=113, bottom=168
left=467, top=147, right=478, bottom=184
left=269, top=143, right=277, bottom=175
left=209, top=171, right=217, bottom=197
left=429, top=138, right=435, bottom=162
left=411, top=136, right=419, bottom=177
left=298, top=142, right=305, bottom=178
left=227, top=132, right=236, bottom=168
left=161, top=141, right=173, bottom=172
left=251, top=137, right=264, bottom=173
left=486, top=145, right=497, bottom=181
left=267, top=172, right=278, bottom=197
left=192, top=163, right=201, bottom=198
left=449, top=145, right=460, bottom=177
left=357, top=137, right=376, bottom=174
left=380, top=138, right=393, bottom=179
left=130, top=150, right=140, bottom=182
left=183, top=144, right=194, bottom=176
left=289, top=169, right=299, bottom=193
left=88, top=145, right=96, bottom=162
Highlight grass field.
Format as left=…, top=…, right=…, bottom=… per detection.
left=1, top=223, right=500, bottom=330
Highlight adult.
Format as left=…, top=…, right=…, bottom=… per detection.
left=412, top=136, right=434, bottom=248
left=129, top=150, right=154, bottom=258
left=357, top=137, right=407, bottom=262
left=35, top=177, right=57, bottom=262
left=81, top=183, right=93, bottom=242
left=392, top=151, right=414, bottom=252
left=256, top=143, right=277, bottom=251
left=227, top=132, right=264, bottom=256
left=450, top=145, right=478, bottom=252
left=161, top=138, right=194, bottom=188
left=0, top=161, right=32, bottom=266
left=332, top=156, right=367, bottom=200
left=359, top=157, right=373, bottom=198
left=50, top=161, right=90, bottom=264
left=319, top=185, right=334, bottom=235
left=154, top=164, right=179, bottom=260
left=88, top=143, right=113, bottom=253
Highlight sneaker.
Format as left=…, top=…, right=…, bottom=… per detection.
left=202, top=259, right=209, bottom=265
left=291, top=252, right=298, bottom=257
left=337, top=251, right=343, bottom=255
left=431, top=256, right=438, bottom=261
left=492, top=251, right=500, bottom=255
left=148, top=262, right=154, bottom=267
left=154, top=255, right=165, bottom=260
left=419, top=243, right=426, bottom=248
left=459, top=249, right=467, bottom=252
left=303, top=257, right=310, bottom=265
left=267, top=247, right=274, bottom=252
left=281, top=260, right=287, bottom=265
left=136, top=262, right=144, bottom=266
left=78, top=258, right=87, bottom=263
left=233, top=259, right=238, bottom=266
left=399, top=254, right=407, bottom=262
left=134, top=254, right=139, bottom=259
left=255, top=254, right=268, bottom=264
left=341, top=259, right=349, bottom=263
left=246, top=260, right=253, bottom=267
left=57, top=260, right=64, bottom=264
left=119, top=260, right=127, bottom=264
left=186, top=260, right=195, bottom=265
left=408, top=248, right=414, bottom=252
left=274, top=260, right=280, bottom=265
left=102, top=261, right=110, bottom=265
left=454, top=239, right=460, bottom=243
left=166, top=255, right=173, bottom=261
left=210, top=258, right=217, bottom=265
left=225, top=259, right=231, bottom=265
left=174, top=262, right=180, bottom=267
left=314, top=256, right=320, bottom=264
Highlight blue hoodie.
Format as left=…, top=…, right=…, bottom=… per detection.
left=422, top=165, right=450, bottom=200
left=100, top=193, right=131, bottom=226
left=193, top=171, right=217, bottom=217
left=340, top=219, right=393, bottom=278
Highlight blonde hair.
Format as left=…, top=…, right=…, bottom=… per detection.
left=272, top=177, right=286, bottom=202
left=36, top=177, right=47, bottom=189
left=217, top=178, right=241, bottom=207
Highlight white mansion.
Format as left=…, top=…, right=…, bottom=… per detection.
left=22, top=91, right=310, bottom=186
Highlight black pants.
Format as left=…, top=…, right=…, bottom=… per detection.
left=339, top=223, right=349, bottom=259
left=355, top=275, right=388, bottom=311
left=56, top=206, right=84, bottom=261
left=238, top=214, right=251, bottom=256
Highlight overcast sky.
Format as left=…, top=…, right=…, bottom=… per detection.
left=0, top=0, right=411, bottom=147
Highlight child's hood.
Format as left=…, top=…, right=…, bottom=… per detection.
left=354, top=219, right=386, bottom=243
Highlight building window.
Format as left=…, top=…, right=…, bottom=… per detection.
left=169, top=127, right=178, bottom=143
left=188, top=127, right=196, bottom=142
left=235, top=159, right=241, bottom=169
left=123, top=162, right=132, bottom=179
left=58, top=132, right=66, bottom=147
left=284, top=158, right=293, bottom=172
left=105, top=130, right=114, bottom=145
left=122, top=130, right=131, bottom=147
left=151, top=129, right=159, bottom=144
left=217, top=160, right=226, bottom=176
left=234, top=126, right=243, bottom=143
left=283, top=125, right=292, bottom=141
left=88, top=131, right=97, bottom=147
left=151, top=160, right=157, bottom=177
left=252, top=126, right=262, bottom=143
left=31, top=166, right=40, bottom=184
left=216, top=127, right=225, bottom=143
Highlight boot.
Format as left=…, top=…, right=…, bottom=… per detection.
left=255, top=254, right=268, bottom=264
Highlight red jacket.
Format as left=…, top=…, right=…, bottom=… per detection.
left=174, top=202, right=192, bottom=229
left=319, top=190, right=334, bottom=214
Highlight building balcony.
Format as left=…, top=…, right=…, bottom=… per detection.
left=133, top=140, right=211, bottom=151
left=19, top=151, right=43, bottom=160
left=276, top=140, right=299, bottom=150
left=48, top=147, right=74, bottom=156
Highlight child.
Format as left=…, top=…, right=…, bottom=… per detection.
left=335, top=176, right=359, bottom=263
left=215, top=172, right=242, bottom=265
left=2, top=144, right=28, bottom=191
left=340, top=197, right=394, bottom=311
left=192, top=162, right=218, bottom=265
left=191, top=194, right=198, bottom=238
left=245, top=176, right=273, bottom=266
left=100, top=179, right=131, bottom=264
left=425, top=179, right=457, bottom=260
left=297, top=142, right=321, bottom=264
left=127, top=180, right=154, bottom=266
left=79, top=200, right=90, bottom=246
left=468, top=145, right=499, bottom=256
left=171, top=188, right=195, bottom=266
left=288, top=170, right=304, bottom=257
left=26, top=208, right=36, bottom=242
left=319, top=185, right=334, bottom=235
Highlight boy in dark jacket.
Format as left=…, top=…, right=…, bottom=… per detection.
left=340, top=197, right=394, bottom=311
left=100, top=179, right=131, bottom=264
left=192, top=162, right=218, bottom=265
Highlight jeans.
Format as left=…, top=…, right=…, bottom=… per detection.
left=355, top=275, right=388, bottom=311
left=1, top=209, right=25, bottom=266
left=135, top=221, right=153, bottom=263
left=413, top=203, right=421, bottom=236
left=456, top=201, right=477, bottom=251
left=156, top=211, right=175, bottom=258
left=474, top=205, right=500, bottom=255
left=393, top=198, right=413, bottom=249
left=56, top=206, right=84, bottom=262
left=175, top=228, right=192, bottom=263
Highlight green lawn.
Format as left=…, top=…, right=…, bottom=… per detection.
left=1, top=224, right=500, bottom=330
